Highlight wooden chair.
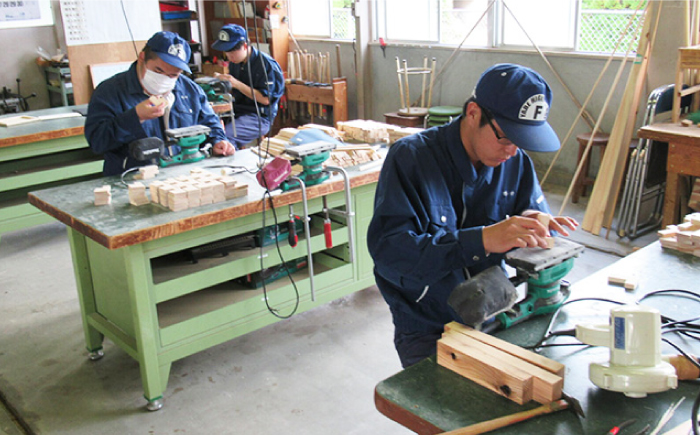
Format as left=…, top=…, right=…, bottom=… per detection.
left=395, top=56, right=436, bottom=117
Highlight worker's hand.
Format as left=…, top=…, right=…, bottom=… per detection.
left=135, top=98, right=166, bottom=122
left=482, top=216, right=551, bottom=253
left=521, top=210, right=579, bottom=237
left=213, top=140, right=235, bottom=157
left=214, top=72, right=243, bottom=91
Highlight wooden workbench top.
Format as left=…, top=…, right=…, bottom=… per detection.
left=638, top=122, right=700, bottom=144
left=0, top=105, right=87, bottom=148
left=28, top=149, right=382, bottom=250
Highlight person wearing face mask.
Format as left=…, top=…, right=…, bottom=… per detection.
left=85, top=31, right=236, bottom=176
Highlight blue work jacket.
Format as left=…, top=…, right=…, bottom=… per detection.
left=85, top=62, right=226, bottom=176
left=228, top=47, right=285, bottom=122
left=367, top=118, right=551, bottom=332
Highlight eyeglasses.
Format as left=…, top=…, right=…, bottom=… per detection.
left=479, top=105, right=512, bottom=145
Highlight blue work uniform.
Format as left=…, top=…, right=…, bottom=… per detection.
left=367, top=118, right=551, bottom=367
left=85, top=62, right=227, bottom=176
left=225, top=47, right=285, bottom=148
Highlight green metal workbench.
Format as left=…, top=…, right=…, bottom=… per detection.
left=375, top=242, right=700, bottom=434
left=0, top=105, right=102, bottom=241
left=28, top=150, right=380, bottom=410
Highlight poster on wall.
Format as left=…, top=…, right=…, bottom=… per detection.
left=59, top=0, right=160, bottom=46
left=0, top=0, right=54, bottom=29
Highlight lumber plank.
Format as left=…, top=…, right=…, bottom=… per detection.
left=444, top=322, right=564, bottom=376
left=437, top=334, right=534, bottom=405
left=442, top=330, right=563, bottom=404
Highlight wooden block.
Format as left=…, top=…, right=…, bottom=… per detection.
left=442, top=330, right=563, bottom=404
left=444, top=322, right=565, bottom=377
left=537, top=213, right=552, bottom=227
left=681, top=119, right=694, bottom=127
left=128, top=182, right=150, bottom=206
left=607, top=274, right=628, bottom=286
left=658, top=227, right=678, bottom=238
left=93, top=185, right=112, bottom=206
left=544, top=236, right=555, bottom=249
left=624, top=279, right=638, bottom=291
left=437, top=334, right=534, bottom=405
left=139, top=164, right=159, bottom=180
left=149, top=95, right=167, bottom=106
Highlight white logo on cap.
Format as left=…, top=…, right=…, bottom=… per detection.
left=219, top=30, right=230, bottom=42
left=519, top=94, right=549, bottom=121
left=168, top=43, right=187, bottom=61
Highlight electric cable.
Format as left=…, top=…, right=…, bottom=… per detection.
left=119, top=0, right=139, bottom=58
left=237, top=0, right=302, bottom=319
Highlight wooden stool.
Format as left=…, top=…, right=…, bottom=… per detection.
left=384, top=111, right=426, bottom=128
left=573, top=132, right=610, bottom=203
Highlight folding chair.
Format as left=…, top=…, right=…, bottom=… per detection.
left=617, top=84, right=692, bottom=239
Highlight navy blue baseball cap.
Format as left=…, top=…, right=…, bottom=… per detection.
left=472, top=63, right=559, bottom=152
left=212, top=24, right=247, bottom=52
left=146, top=31, right=191, bottom=74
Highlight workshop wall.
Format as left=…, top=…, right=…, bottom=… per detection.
left=297, top=1, right=687, bottom=191
left=0, top=25, right=60, bottom=111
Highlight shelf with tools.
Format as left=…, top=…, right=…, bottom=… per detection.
left=43, top=66, right=73, bottom=107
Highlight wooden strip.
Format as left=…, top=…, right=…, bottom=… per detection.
left=582, top=1, right=657, bottom=234
left=437, top=334, right=534, bottom=405
left=442, top=330, right=563, bottom=404
left=444, top=322, right=564, bottom=376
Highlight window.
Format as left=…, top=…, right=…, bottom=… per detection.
left=289, top=0, right=355, bottom=40
left=374, top=0, right=646, bottom=54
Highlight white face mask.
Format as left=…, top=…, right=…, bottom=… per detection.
left=141, top=67, right=178, bottom=96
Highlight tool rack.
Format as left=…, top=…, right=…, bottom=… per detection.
left=285, top=77, right=348, bottom=128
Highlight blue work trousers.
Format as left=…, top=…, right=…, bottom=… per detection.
left=225, top=113, right=270, bottom=149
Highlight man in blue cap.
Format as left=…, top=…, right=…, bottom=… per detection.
left=211, top=24, right=285, bottom=148
left=86, top=31, right=235, bottom=176
left=367, top=63, right=579, bottom=368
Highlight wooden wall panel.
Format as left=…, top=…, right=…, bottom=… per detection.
left=67, top=41, right=147, bottom=105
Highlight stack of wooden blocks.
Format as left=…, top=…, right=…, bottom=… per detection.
left=658, top=212, right=700, bottom=257
left=93, top=185, right=112, bottom=206
left=388, top=126, right=424, bottom=145
left=250, top=123, right=384, bottom=172
left=437, top=321, right=564, bottom=405
left=128, top=168, right=248, bottom=212
left=337, top=120, right=397, bottom=143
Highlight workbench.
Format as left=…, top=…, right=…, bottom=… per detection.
left=638, top=122, right=700, bottom=227
left=0, top=105, right=102, bottom=241
left=375, top=241, right=700, bottom=434
left=28, top=149, right=380, bottom=410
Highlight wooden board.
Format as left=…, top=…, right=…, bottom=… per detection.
left=67, top=41, right=145, bottom=105
left=444, top=322, right=565, bottom=377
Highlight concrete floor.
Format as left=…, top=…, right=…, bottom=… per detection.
left=0, top=190, right=656, bottom=435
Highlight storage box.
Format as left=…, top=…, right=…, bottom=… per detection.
left=254, top=219, right=305, bottom=247
left=202, top=64, right=227, bottom=77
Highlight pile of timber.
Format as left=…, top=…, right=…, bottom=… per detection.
left=250, top=123, right=383, bottom=170
left=389, top=126, right=424, bottom=145
left=580, top=1, right=659, bottom=235
left=438, top=321, right=564, bottom=405
left=658, top=212, right=700, bottom=257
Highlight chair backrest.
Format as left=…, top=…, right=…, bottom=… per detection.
left=644, top=84, right=692, bottom=126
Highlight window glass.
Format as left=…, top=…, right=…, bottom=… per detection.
left=384, top=0, right=439, bottom=42
left=501, top=0, right=576, bottom=49
left=289, top=0, right=331, bottom=37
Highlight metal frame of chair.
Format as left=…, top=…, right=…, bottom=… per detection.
left=617, top=84, right=692, bottom=239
